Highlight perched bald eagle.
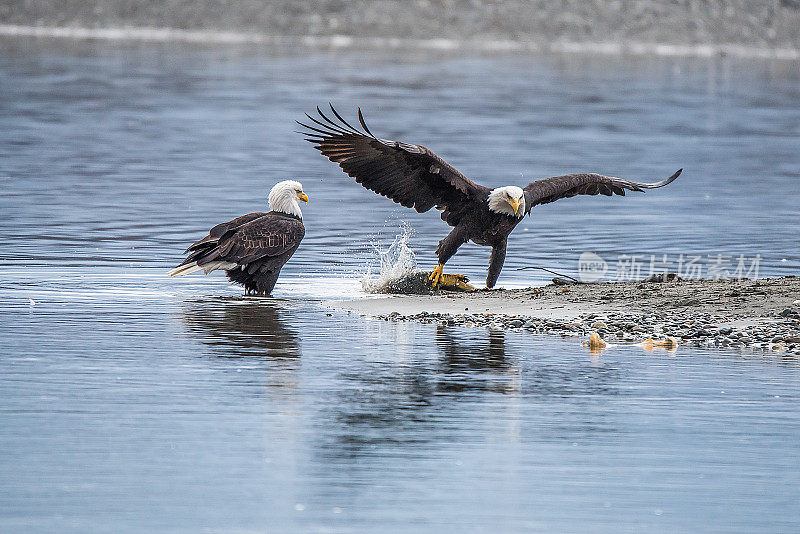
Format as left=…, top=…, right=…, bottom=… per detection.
left=299, top=105, right=681, bottom=288
left=169, top=180, right=307, bottom=295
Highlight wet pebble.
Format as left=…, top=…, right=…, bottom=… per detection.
left=371, top=307, right=800, bottom=356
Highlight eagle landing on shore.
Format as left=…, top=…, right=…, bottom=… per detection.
left=299, top=105, right=681, bottom=289
left=169, top=180, right=307, bottom=295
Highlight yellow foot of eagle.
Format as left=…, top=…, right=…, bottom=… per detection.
left=427, top=265, right=475, bottom=292
left=428, top=264, right=444, bottom=287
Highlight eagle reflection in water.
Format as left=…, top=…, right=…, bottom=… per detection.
left=436, top=327, right=509, bottom=370
left=180, top=299, right=300, bottom=359
left=435, top=326, right=518, bottom=394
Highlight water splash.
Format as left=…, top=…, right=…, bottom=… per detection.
left=361, top=223, right=417, bottom=293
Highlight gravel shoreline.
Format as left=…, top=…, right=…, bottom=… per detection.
left=334, top=277, right=800, bottom=355
left=2, top=1, right=799, bottom=56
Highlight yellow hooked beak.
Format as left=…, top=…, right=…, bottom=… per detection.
left=507, top=197, right=520, bottom=214
left=298, top=192, right=309, bottom=203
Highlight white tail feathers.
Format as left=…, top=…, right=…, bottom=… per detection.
left=168, top=261, right=239, bottom=277
left=168, top=262, right=203, bottom=277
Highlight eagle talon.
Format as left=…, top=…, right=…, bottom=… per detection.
left=428, top=264, right=444, bottom=288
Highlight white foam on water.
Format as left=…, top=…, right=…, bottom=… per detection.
left=0, top=265, right=368, bottom=305
left=273, top=274, right=364, bottom=301
left=2, top=24, right=798, bottom=60
left=361, top=223, right=418, bottom=294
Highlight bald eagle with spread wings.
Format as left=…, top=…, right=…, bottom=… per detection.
left=169, top=180, right=307, bottom=295
left=299, top=105, right=681, bottom=288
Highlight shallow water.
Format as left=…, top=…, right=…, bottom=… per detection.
left=1, top=38, right=800, bottom=532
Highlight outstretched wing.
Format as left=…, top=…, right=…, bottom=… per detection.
left=298, top=105, right=490, bottom=225
left=522, top=169, right=681, bottom=214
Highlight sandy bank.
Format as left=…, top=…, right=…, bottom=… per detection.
left=328, top=277, right=800, bottom=354
left=332, top=277, right=799, bottom=323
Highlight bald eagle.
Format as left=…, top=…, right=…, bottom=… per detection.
left=168, top=180, right=307, bottom=295
left=299, top=106, right=681, bottom=288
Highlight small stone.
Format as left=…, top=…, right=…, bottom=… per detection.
left=585, top=332, right=607, bottom=350
left=638, top=337, right=679, bottom=350
left=591, top=321, right=608, bottom=330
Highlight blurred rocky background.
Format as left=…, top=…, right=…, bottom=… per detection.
left=1, top=0, right=799, bottom=51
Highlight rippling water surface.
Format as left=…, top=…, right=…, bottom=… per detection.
left=1, top=38, right=799, bottom=533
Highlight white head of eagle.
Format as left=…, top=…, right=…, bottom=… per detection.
left=488, top=186, right=525, bottom=218
left=269, top=180, right=308, bottom=218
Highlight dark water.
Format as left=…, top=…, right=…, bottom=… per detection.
left=1, top=38, right=800, bottom=533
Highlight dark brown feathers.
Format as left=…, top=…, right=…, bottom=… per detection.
left=184, top=212, right=304, bottom=267
left=522, top=169, right=682, bottom=214
left=215, top=215, right=304, bottom=265
left=298, top=105, right=489, bottom=225
left=185, top=212, right=267, bottom=253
